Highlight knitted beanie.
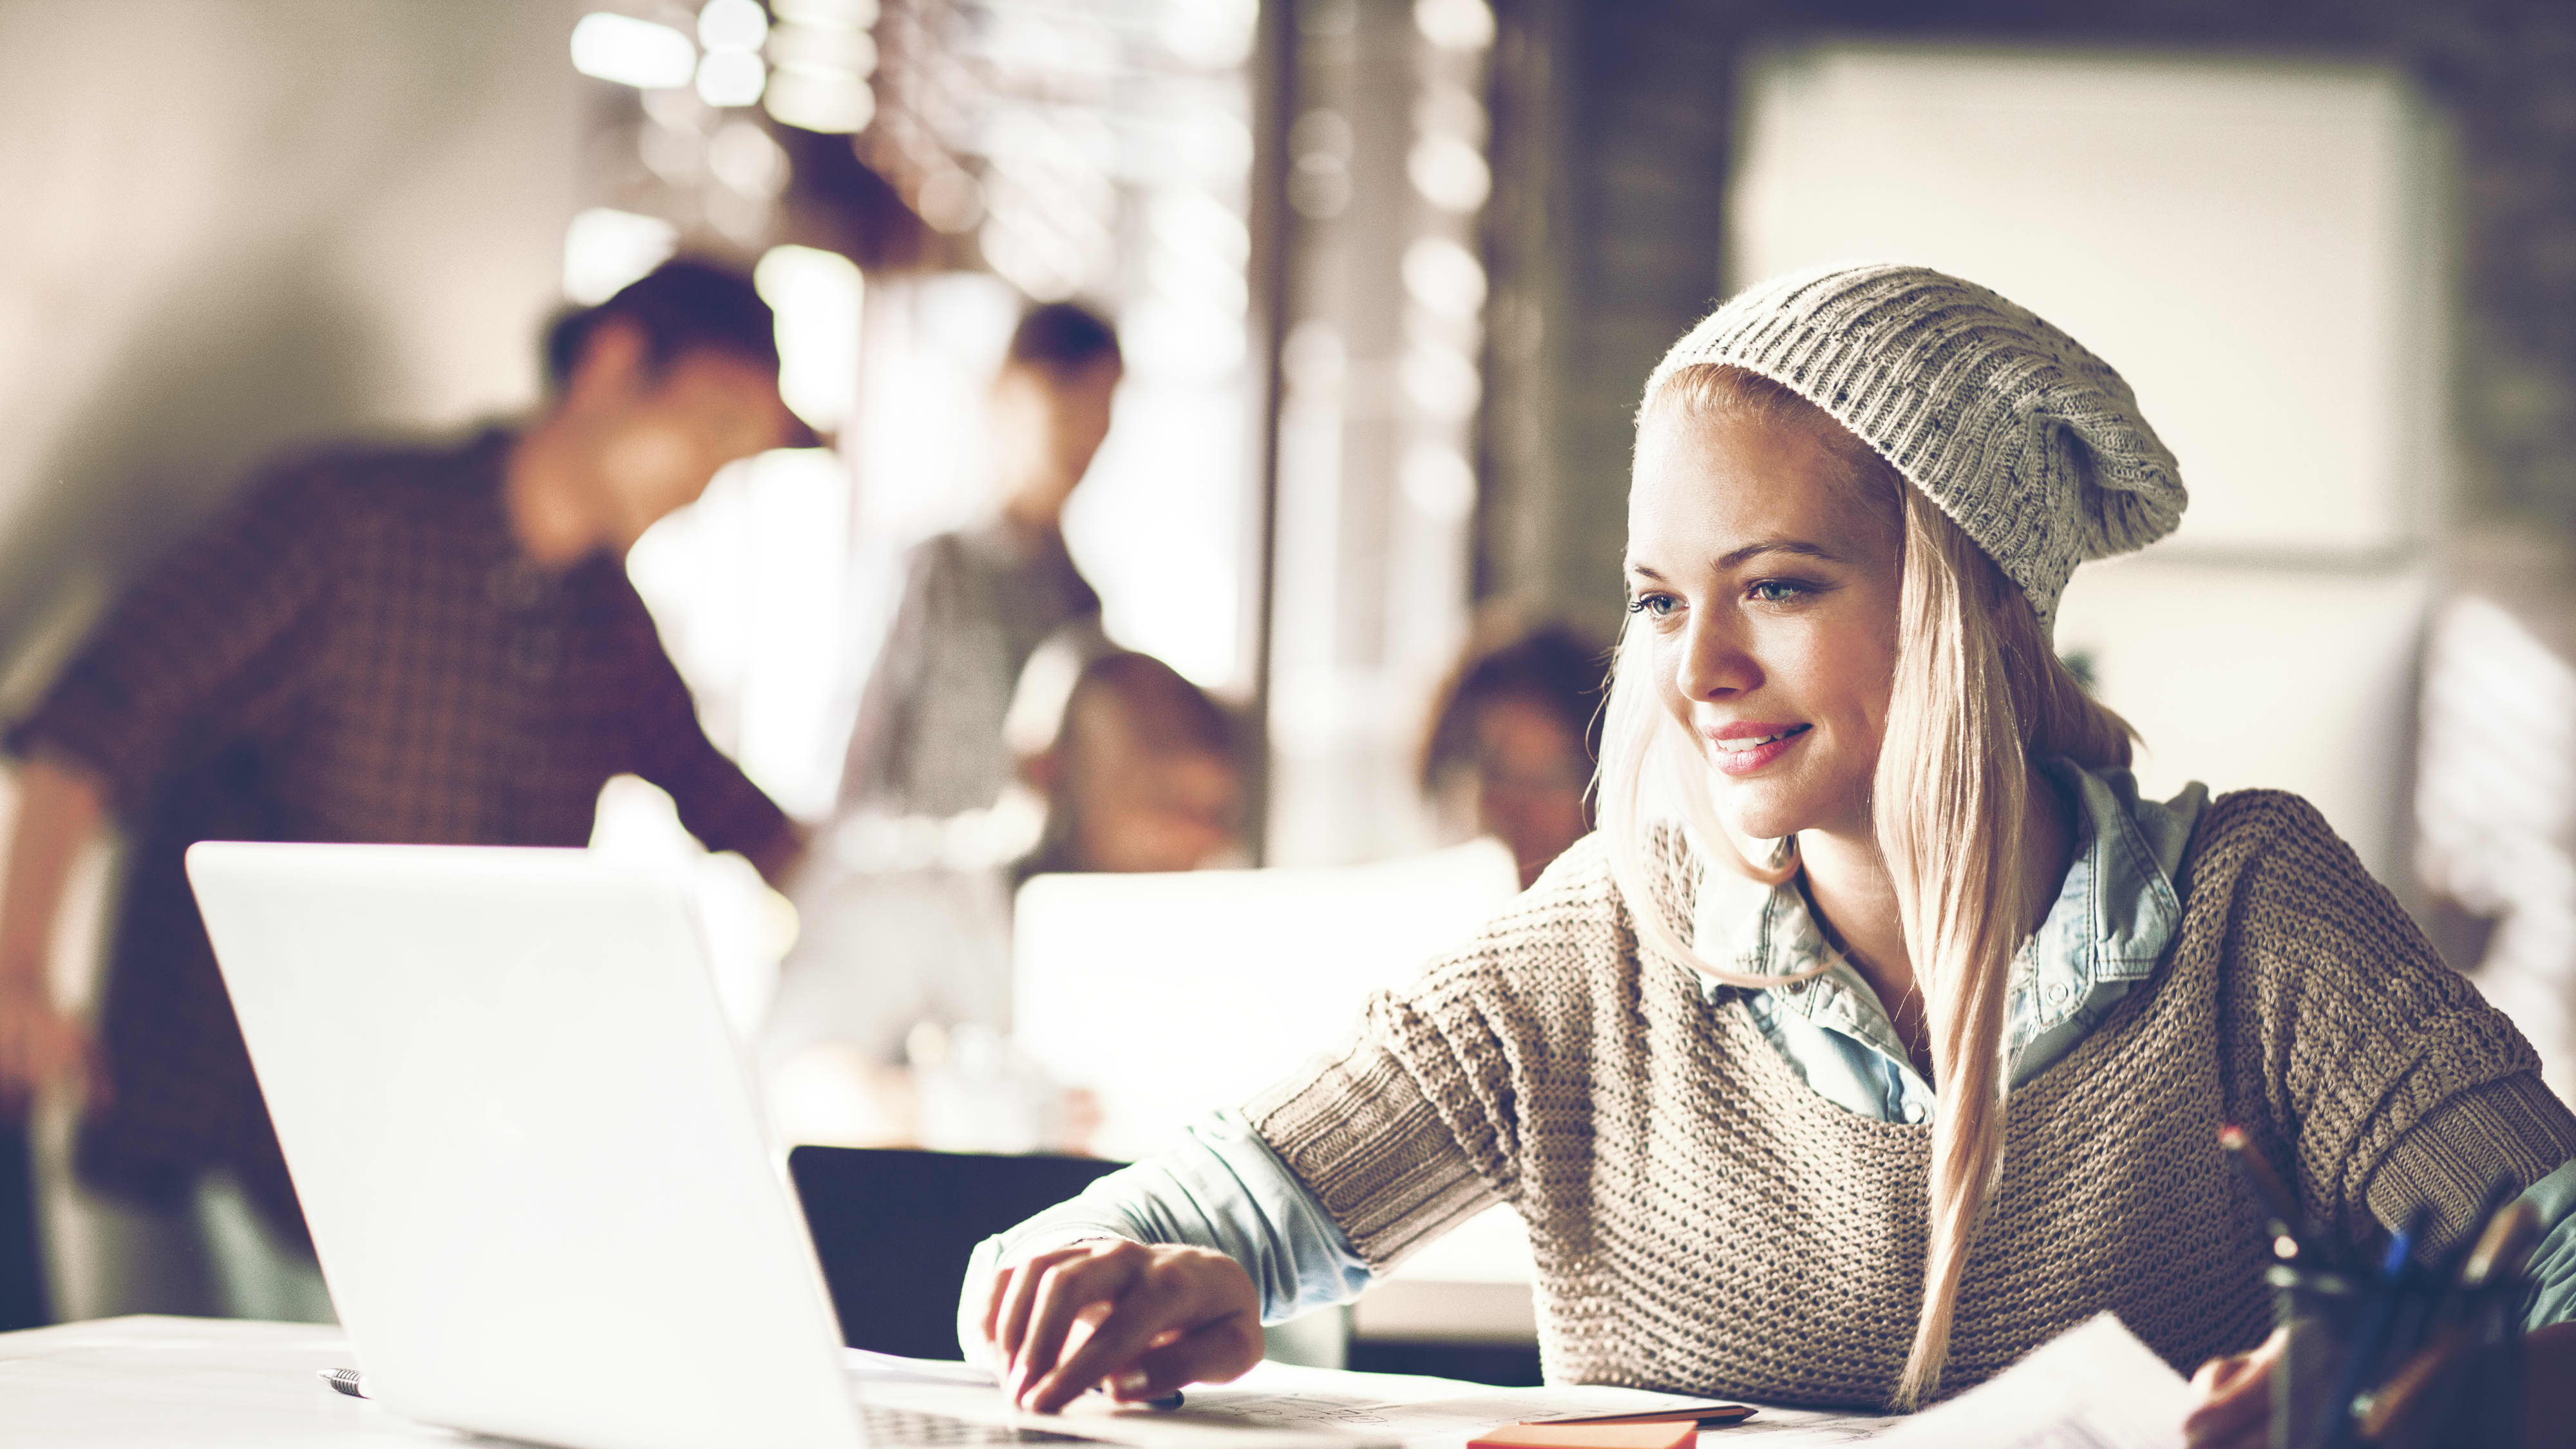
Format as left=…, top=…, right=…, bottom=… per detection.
left=1641, top=262, right=2187, bottom=632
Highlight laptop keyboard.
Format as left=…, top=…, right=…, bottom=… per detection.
left=860, top=1403, right=1102, bottom=1446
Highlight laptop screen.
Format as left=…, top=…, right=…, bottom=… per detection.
left=789, top=1145, right=1126, bottom=1361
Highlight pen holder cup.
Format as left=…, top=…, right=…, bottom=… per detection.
left=2270, top=1264, right=2528, bottom=1449
left=2270, top=1264, right=2358, bottom=1449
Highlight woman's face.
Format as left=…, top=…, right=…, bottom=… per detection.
left=1624, top=404, right=1903, bottom=843
left=1467, top=696, right=1591, bottom=889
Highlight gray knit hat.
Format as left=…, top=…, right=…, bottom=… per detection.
left=1642, top=262, right=2187, bottom=632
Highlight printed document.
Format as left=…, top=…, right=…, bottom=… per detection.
left=1873, top=1314, right=2192, bottom=1449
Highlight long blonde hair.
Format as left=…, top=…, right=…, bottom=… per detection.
left=1600, top=365, right=2134, bottom=1407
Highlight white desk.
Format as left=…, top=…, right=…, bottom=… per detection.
left=0, top=1315, right=1906, bottom=1448
left=0, top=1315, right=453, bottom=1446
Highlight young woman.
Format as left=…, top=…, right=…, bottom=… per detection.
left=959, top=265, right=2576, bottom=1440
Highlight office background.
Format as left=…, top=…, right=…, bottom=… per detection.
left=4, top=0, right=2576, bottom=1373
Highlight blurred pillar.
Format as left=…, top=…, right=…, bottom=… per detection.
left=1473, top=0, right=1735, bottom=645
left=1260, top=0, right=1493, bottom=866
left=1244, top=0, right=1299, bottom=864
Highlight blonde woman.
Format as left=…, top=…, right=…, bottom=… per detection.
left=959, top=266, right=2576, bottom=1439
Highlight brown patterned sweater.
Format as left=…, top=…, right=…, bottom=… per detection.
left=1247, top=790, right=2576, bottom=1406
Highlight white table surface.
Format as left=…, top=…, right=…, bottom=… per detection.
left=0, top=1316, right=1904, bottom=1448
left=0, top=1315, right=458, bottom=1446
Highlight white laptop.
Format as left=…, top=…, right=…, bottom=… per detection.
left=185, top=841, right=1378, bottom=1449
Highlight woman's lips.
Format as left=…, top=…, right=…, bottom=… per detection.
left=1705, top=723, right=1812, bottom=777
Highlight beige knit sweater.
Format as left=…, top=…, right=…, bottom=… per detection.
left=1246, top=791, right=2576, bottom=1406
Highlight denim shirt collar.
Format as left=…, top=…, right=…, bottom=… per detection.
left=1688, top=759, right=2208, bottom=1088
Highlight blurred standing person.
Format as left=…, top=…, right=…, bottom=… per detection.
left=0, top=259, right=810, bottom=1321
left=1420, top=618, right=1609, bottom=889
left=767, top=641, right=1241, bottom=1152
left=838, top=302, right=1122, bottom=818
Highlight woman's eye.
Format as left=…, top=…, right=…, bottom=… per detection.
left=1747, top=580, right=1811, bottom=605
left=1625, top=592, right=1678, bottom=620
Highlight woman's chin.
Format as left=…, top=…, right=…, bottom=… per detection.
left=1714, top=789, right=1808, bottom=846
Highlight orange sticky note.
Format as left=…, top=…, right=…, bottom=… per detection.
left=1470, top=1421, right=1701, bottom=1449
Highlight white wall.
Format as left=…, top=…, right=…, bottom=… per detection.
left=0, top=0, right=588, bottom=1319
left=1730, top=45, right=2449, bottom=883
left=0, top=0, right=587, bottom=701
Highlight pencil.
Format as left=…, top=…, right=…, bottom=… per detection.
left=2218, top=1123, right=2307, bottom=1255
left=2462, top=1199, right=2541, bottom=1291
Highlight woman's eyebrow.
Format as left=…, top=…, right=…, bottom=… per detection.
left=1626, top=540, right=1842, bottom=580
left=1718, top=538, right=1842, bottom=569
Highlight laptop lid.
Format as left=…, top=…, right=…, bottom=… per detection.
left=186, top=841, right=862, bottom=1449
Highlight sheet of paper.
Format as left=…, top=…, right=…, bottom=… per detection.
left=1872, top=1314, right=2192, bottom=1449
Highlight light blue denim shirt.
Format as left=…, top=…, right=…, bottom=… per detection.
left=962, top=762, right=2576, bottom=1344
left=1697, top=758, right=2204, bottom=1124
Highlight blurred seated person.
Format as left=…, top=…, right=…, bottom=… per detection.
left=764, top=643, right=1240, bottom=1153
left=836, top=301, right=1123, bottom=819
left=0, top=258, right=810, bottom=1320
left=1420, top=617, right=1608, bottom=889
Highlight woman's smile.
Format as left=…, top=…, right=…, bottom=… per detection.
left=1703, top=721, right=1813, bottom=775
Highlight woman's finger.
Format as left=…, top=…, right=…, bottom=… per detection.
left=978, top=1264, right=1019, bottom=1366
left=1010, top=1245, right=1145, bottom=1404
left=2183, top=1330, right=2283, bottom=1449
left=1021, top=1249, right=1260, bottom=1414
left=2181, top=1374, right=2265, bottom=1448
left=990, top=1245, right=1097, bottom=1367
left=2191, top=1350, right=2256, bottom=1397
left=983, top=1259, right=1028, bottom=1358
left=1020, top=1263, right=1203, bottom=1412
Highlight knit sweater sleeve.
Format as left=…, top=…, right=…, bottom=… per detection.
left=1244, top=834, right=1645, bottom=1272
left=2365, top=1073, right=2576, bottom=1249
left=1243, top=976, right=1510, bottom=1273
left=2208, top=791, right=2553, bottom=1247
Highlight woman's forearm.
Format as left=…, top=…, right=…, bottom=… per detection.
left=954, top=1108, right=1372, bottom=1359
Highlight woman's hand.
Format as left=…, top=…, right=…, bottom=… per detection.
left=2184, top=1322, right=2576, bottom=1449
left=2182, top=1327, right=2283, bottom=1449
left=981, top=1239, right=1263, bottom=1415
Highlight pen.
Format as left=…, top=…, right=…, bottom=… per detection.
left=2217, top=1123, right=2310, bottom=1261
left=2461, top=1198, right=2541, bottom=1291
left=1088, top=1381, right=1184, bottom=1411
left=2316, top=1204, right=2430, bottom=1449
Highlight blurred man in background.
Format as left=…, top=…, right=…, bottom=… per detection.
left=836, top=301, right=1123, bottom=819
left=766, top=642, right=1240, bottom=1153
left=1421, top=618, right=1607, bottom=890
left=0, top=259, right=808, bottom=1321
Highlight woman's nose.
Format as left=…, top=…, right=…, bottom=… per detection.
left=1674, top=613, right=1759, bottom=701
